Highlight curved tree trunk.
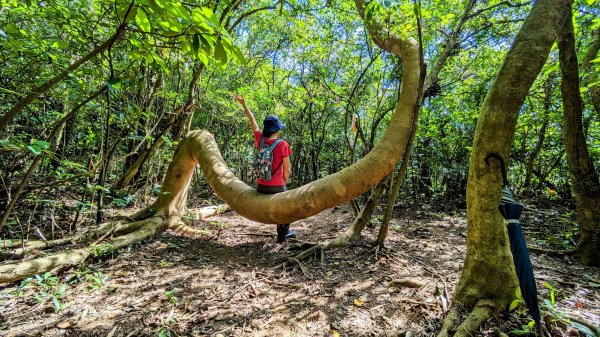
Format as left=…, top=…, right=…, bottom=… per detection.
left=0, top=30, right=421, bottom=285
left=146, top=38, right=421, bottom=225
left=439, top=1, right=572, bottom=335
left=558, top=11, right=600, bottom=266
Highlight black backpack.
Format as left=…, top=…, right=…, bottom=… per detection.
left=252, top=137, right=283, bottom=181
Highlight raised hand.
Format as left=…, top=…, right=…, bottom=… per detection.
left=233, top=93, right=246, bottom=106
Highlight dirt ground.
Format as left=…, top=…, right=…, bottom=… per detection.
left=1, top=201, right=599, bottom=336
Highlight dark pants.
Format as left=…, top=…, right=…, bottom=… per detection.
left=257, top=184, right=290, bottom=243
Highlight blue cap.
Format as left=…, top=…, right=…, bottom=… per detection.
left=263, top=115, right=285, bottom=135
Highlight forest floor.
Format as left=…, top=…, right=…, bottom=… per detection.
left=1, top=199, right=599, bottom=337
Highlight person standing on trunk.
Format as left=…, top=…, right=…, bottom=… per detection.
left=234, top=94, right=296, bottom=243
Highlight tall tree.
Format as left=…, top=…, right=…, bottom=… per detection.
left=558, top=8, right=600, bottom=266
left=438, top=0, right=572, bottom=335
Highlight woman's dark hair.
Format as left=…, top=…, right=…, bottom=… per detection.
left=262, top=115, right=285, bottom=138
left=263, top=129, right=275, bottom=138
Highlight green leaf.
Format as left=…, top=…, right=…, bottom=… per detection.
left=509, top=299, right=520, bottom=311
left=27, top=145, right=42, bottom=155
left=34, top=140, right=50, bottom=150
left=198, top=34, right=213, bottom=54
left=201, top=7, right=221, bottom=28
left=51, top=41, right=69, bottom=49
left=147, top=0, right=164, bottom=14
left=136, top=9, right=151, bottom=33
left=231, top=45, right=246, bottom=64
left=588, top=281, right=600, bottom=288
left=197, top=50, right=209, bottom=65
left=192, top=34, right=200, bottom=53
left=570, top=322, right=597, bottom=337
left=214, top=39, right=227, bottom=66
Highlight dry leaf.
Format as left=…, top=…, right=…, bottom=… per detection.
left=56, top=321, right=75, bottom=329
left=331, top=329, right=341, bottom=337
left=353, top=298, right=364, bottom=307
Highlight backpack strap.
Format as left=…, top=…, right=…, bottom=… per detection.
left=265, top=139, right=284, bottom=174
left=266, top=138, right=283, bottom=151
left=272, top=160, right=283, bottom=175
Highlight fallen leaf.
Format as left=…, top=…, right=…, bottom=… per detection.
left=331, top=329, right=341, bottom=337
left=353, top=298, right=364, bottom=307
left=56, top=321, right=75, bottom=329
left=574, top=301, right=585, bottom=308
left=588, top=281, right=600, bottom=288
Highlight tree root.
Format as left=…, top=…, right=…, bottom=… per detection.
left=436, top=301, right=496, bottom=337
left=274, top=232, right=355, bottom=270
left=0, top=217, right=167, bottom=284
left=168, top=221, right=209, bottom=237
left=1, top=220, right=151, bottom=259
left=0, top=204, right=231, bottom=283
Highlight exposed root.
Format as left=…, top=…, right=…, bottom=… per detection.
left=436, top=301, right=496, bottom=337
left=168, top=221, right=209, bottom=237
left=187, top=204, right=230, bottom=220
left=437, top=305, right=463, bottom=337
left=274, top=232, right=356, bottom=270
left=0, top=203, right=229, bottom=283
left=0, top=220, right=153, bottom=260
left=0, top=220, right=125, bottom=249
left=0, top=217, right=167, bottom=284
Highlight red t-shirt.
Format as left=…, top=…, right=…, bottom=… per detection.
left=253, top=130, right=292, bottom=186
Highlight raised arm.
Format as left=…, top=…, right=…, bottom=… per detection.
left=234, top=94, right=260, bottom=133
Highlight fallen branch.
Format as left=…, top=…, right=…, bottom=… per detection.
left=389, top=278, right=427, bottom=288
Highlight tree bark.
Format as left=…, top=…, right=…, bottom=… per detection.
left=558, top=11, right=600, bottom=266
left=453, top=0, right=571, bottom=314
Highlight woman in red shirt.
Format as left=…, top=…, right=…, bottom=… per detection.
left=234, top=94, right=296, bottom=243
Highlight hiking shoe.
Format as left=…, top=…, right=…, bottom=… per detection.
left=286, top=230, right=297, bottom=240
left=277, top=224, right=296, bottom=243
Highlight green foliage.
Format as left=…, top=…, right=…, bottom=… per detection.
left=164, top=289, right=179, bottom=305
left=29, top=272, right=70, bottom=312
left=91, top=243, right=115, bottom=257
left=509, top=320, right=536, bottom=335
left=86, top=271, right=109, bottom=290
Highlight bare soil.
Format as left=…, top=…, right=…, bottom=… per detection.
left=1, top=201, right=599, bottom=336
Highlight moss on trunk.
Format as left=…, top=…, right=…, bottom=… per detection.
left=455, top=0, right=572, bottom=309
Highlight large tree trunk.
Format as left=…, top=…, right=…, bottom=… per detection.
left=558, top=11, right=600, bottom=266
left=439, top=0, right=572, bottom=335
